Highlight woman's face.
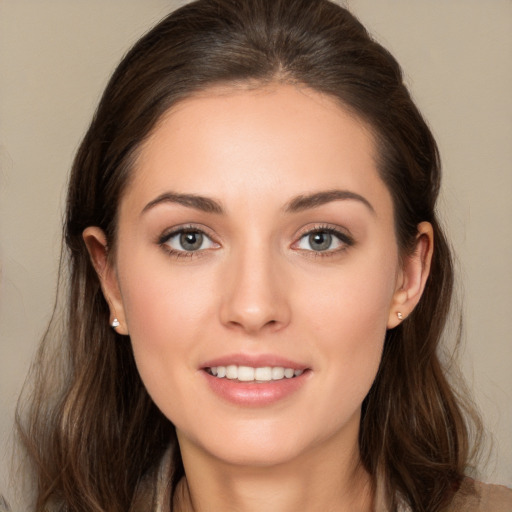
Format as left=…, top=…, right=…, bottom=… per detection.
left=99, top=85, right=409, bottom=466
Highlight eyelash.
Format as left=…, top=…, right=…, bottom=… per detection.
left=294, top=224, right=355, bottom=257
left=157, top=224, right=354, bottom=260
left=158, top=224, right=219, bottom=259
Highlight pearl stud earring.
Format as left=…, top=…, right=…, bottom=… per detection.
left=397, top=312, right=404, bottom=320
left=111, top=318, right=120, bottom=329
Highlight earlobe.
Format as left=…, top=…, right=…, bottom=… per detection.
left=387, top=222, right=434, bottom=329
left=82, top=227, right=129, bottom=335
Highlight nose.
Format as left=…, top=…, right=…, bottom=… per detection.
left=219, top=245, right=291, bottom=335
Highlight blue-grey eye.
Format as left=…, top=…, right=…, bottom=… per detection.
left=180, top=232, right=203, bottom=251
left=297, top=231, right=344, bottom=252
left=165, top=230, right=216, bottom=252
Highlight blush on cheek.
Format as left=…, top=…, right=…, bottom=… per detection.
left=123, top=264, right=201, bottom=338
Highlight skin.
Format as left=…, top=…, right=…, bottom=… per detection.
left=84, top=84, right=433, bottom=512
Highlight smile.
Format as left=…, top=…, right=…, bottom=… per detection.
left=206, top=365, right=304, bottom=382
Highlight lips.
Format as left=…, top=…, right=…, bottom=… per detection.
left=201, top=355, right=310, bottom=406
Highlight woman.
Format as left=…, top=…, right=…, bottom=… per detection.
left=12, top=0, right=512, bottom=511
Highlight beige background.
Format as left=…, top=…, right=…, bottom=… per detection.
left=1, top=0, right=511, bottom=502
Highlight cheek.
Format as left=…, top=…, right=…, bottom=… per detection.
left=299, top=248, right=397, bottom=342
left=115, top=252, right=218, bottom=404
left=310, top=286, right=388, bottom=389
left=296, top=250, right=397, bottom=406
left=120, top=252, right=214, bottom=343
left=118, top=269, right=219, bottom=436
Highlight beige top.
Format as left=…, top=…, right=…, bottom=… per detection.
left=148, top=448, right=512, bottom=512
left=442, top=478, right=512, bottom=512
left=3, top=452, right=510, bottom=511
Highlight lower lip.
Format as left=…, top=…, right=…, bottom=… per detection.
left=203, top=371, right=309, bottom=406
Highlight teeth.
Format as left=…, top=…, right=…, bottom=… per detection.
left=207, top=365, right=304, bottom=382
left=284, top=368, right=294, bottom=378
left=237, top=366, right=255, bottom=381
left=255, top=367, right=272, bottom=381
left=271, top=367, right=285, bottom=380
left=226, top=365, right=238, bottom=379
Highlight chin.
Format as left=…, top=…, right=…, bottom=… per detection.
left=205, top=437, right=309, bottom=468
left=177, top=415, right=344, bottom=469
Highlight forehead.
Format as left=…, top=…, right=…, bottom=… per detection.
left=123, top=84, right=390, bottom=215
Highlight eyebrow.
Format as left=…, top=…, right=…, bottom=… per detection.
left=141, top=192, right=224, bottom=215
left=141, top=188, right=375, bottom=216
left=284, top=189, right=375, bottom=214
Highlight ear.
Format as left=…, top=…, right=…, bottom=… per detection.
left=387, top=222, right=434, bottom=329
left=83, top=226, right=129, bottom=335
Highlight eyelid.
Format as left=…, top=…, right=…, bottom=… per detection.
left=157, top=223, right=217, bottom=244
left=291, top=223, right=355, bottom=253
left=157, top=224, right=220, bottom=257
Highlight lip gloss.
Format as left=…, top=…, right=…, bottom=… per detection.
left=204, top=371, right=308, bottom=406
left=200, top=354, right=310, bottom=406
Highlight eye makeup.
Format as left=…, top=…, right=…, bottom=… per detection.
left=157, top=224, right=220, bottom=259
left=155, top=221, right=355, bottom=261
left=292, top=223, right=355, bottom=258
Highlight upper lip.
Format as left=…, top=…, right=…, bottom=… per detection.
left=201, top=353, right=309, bottom=370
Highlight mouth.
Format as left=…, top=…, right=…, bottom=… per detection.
left=205, top=365, right=305, bottom=383
left=202, top=359, right=310, bottom=405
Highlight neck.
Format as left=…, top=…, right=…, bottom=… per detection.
left=173, top=426, right=374, bottom=512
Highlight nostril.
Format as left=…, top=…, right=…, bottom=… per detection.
left=218, top=275, right=291, bottom=333
left=224, top=316, right=282, bottom=334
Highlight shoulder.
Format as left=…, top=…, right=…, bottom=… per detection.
left=444, top=478, right=512, bottom=512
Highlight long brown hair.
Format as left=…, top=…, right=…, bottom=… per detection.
left=17, top=0, right=481, bottom=510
